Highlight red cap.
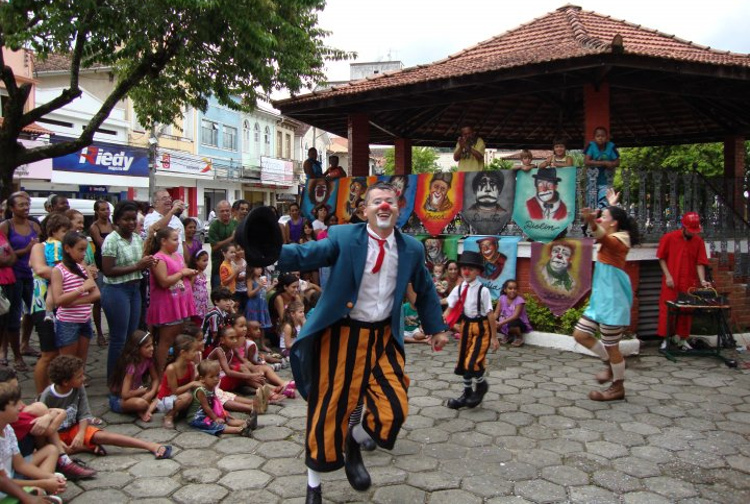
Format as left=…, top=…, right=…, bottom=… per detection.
left=681, top=212, right=702, bottom=233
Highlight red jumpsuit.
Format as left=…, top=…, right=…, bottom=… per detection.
left=656, top=230, right=709, bottom=337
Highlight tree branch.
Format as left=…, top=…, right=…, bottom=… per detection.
left=18, top=45, right=178, bottom=166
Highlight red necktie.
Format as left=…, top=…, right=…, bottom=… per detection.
left=368, top=231, right=387, bottom=274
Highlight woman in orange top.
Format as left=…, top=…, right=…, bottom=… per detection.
left=573, top=200, right=639, bottom=402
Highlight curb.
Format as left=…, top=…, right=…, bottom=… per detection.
left=524, top=331, right=641, bottom=357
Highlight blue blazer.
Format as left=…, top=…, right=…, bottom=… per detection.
left=278, top=223, right=447, bottom=399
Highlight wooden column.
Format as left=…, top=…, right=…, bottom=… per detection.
left=394, top=138, right=412, bottom=175
left=348, top=113, right=370, bottom=177
left=723, top=135, right=746, bottom=219
left=583, top=82, right=610, bottom=146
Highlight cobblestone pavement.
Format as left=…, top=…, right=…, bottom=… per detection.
left=17, top=340, right=750, bottom=503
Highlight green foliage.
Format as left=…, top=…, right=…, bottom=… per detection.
left=523, top=295, right=557, bottom=333
left=383, top=147, right=440, bottom=175
left=618, top=143, right=739, bottom=177
left=487, top=158, right=514, bottom=171
left=524, top=294, right=589, bottom=335
left=0, top=0, right=353, bottom=195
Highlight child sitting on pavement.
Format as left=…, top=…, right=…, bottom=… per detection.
left=39, top=355, right=173, bottom=459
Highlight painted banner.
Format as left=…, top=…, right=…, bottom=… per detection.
left=462, top=170, right=515, bottom=235
left=512, top=166, right=576, bottom=243
left=335, top=176, right=377, bottom=223
left=413, top=172, right=464, bottom=236
left=52, top=139, right=149, bottom=177
left=462, top=235, right=522, bottom=300
left=379, top=174, right=418, bottom=228
left=417, top=234, right=461, bottom=270
left=301, top=177, right=339, bottom=221
left=529, top=238, right=593, bottom=316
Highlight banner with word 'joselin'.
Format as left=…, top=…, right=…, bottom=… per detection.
left=335, top=176, right=378, bottom=223
left=413, top=172, right=464, bottom=236
left=301, top=177, right=339, bottom=222
left=512, top=166, right=576, bottom=242
left=462, top=171, right=515, bottom=235
left=462, top=235, right=522, bottom=300
left=379, top=175, right=418, bottom=229
left=530, top=238, right=593, bottom=316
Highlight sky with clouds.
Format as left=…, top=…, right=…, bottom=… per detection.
left=315, top=0, right=750, bottom=82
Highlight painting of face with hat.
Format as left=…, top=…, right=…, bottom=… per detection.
left=512, top=166, right=577, bottom=243
left=414, top=172, right=464, bottom=236
left=462, top=235, right=521, bottom=299
left=527, top=168, right=567, bottom=220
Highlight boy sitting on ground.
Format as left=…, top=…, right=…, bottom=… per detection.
left=39, top=355, right=173, bottom=460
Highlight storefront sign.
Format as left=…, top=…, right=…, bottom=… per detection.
left=52, top=139, right=149, bottom=177
left=260, top=156, right=293, bottom=186
left=79, top=186, right=108, bottom=193
left=13, top=139, right=53, bottom=180
left=155, top=149, right=214, bottom=176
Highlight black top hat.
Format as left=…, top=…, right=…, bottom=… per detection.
left=235, top=206, right=284, bottom=267
left=457, top=251, right=484, bottom=270
left=532, top=168, right=561, bottom=183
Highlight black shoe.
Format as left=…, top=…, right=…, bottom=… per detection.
left=447, top=390, right=471, bottom=410
left=344, top=426, right=371, bottom=491
left=465, top=381, right=488, bottom=408
left=305, top=484, right=322, bottom=504
left=360, top=435, right=376, bottom=452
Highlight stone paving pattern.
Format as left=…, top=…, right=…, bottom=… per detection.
left=17, top=341, right=750, bottom=503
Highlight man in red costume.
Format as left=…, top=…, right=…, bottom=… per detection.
left=656, top=212, right=711, bottom=349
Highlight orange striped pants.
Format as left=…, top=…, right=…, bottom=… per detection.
left=454, top=317, right=491, bottom=377
left=306, top=318, right=409, bottom=471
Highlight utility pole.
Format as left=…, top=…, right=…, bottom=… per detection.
left=148, top=126, right=158, bottom=202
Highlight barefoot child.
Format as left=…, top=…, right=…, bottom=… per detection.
left=39, top=355, right=173, bottom=459
left=229, top=314, right=295, bottom=398
left=573, top=205, right=639, bottom=401
left=187, top=360, right=254, bottom=436
left=156, top=335, right=201, bottom=429
left=494, top=279, right=533, bottom=347
left=444, top=251, right=498, bottom=409
left=108, top=330, right=159, bottom=422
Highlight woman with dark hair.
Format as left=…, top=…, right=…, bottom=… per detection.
left=0, top=192, right=41, bottom=371
left=272, top=273, right=302, bottom=331
left=89, top=200, right=113, bottom=347
left=100, top=201, right=158, bottom=379
left=440, top=260, right=460, bottom=305
left=285, top=203, right=304, bottom=244
left=573, top=204, right=639, bottom=402
left=348, top=198, right=366, bottom=224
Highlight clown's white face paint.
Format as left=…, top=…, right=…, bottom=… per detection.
left=366, top=188, right=399, bottom=232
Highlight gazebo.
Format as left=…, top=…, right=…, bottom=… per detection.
left=275, top=4, right=750, bottom=190
left=275, top=4, right=750, bottom=335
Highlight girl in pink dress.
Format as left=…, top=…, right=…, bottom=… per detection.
left=146, top=227, right=198, bottom=374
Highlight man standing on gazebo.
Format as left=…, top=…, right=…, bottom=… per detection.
left=453, top=125, right=485, bottom=172
left=656, top=212, right=711, bottom=349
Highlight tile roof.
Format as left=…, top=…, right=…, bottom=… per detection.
left=33, top=52, right=110, bottom=73
left=0, top=117, right=53, bottom=135
left=279, top=4, right=750, bottom=107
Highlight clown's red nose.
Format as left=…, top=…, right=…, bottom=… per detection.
left=378, top=202, right=391, bottom=211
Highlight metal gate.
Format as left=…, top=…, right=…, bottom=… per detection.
left=637, top=260, right=663, bottom=338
